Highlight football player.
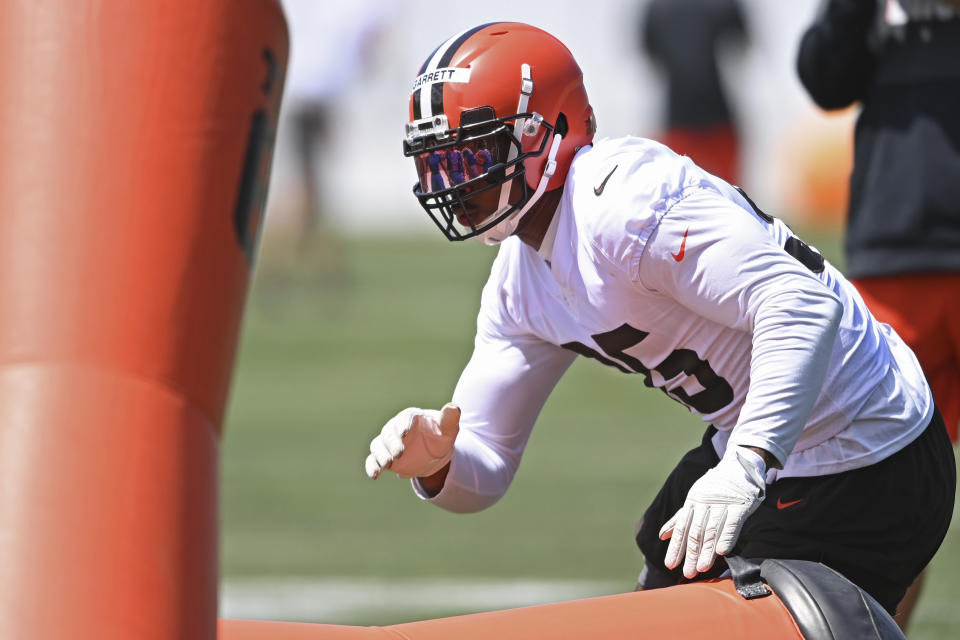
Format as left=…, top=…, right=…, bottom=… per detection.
left=365, top=22, right=955, bottom=616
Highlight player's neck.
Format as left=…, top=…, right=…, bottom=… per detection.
left=515, top=188, right=563, bottom=250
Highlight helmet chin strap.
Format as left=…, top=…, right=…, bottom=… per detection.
left=495, top=64, right=533, bottom=213
left=478, top=63, right=561, bottom=246
left=478, top=130, right=562, bottom=245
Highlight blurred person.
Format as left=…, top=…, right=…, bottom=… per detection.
left=447, top=148, right=466, bottom=185
left=363, top=22, right=955, bottom=617
left=462, top=145, right=481, bottom=179
left=428, top=149, right=448, bottom=192
left=475, top=142, right=494, bottom=173
left=797, top=0, right=960, bottom=630
left=639, top=0, right=749, bottom=184
left=278, top=0, right=385, bottom=255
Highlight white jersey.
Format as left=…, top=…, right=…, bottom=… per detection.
left=419, top=137, right=932, bottom=513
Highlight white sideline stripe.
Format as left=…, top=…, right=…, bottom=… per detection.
left=220, top=577, right=624, bottom=622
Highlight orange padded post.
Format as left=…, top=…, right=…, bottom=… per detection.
left=219, top=579, right=804, bottom=639
left=0, top=1, right=286, bottom=638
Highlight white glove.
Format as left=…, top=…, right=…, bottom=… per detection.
left=659, top=446, right=767, bottom=579
left=365, top=403, right=460, bottom=480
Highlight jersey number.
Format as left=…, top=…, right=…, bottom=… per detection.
left=562, top=323, right=734, bottom=414
left=736, top=186, right=824, bottom=274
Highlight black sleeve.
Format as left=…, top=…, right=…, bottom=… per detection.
left=726, top=0, right=749, bottom=46
left=642, top=0, right=663, bottom=62
left=796, top=0, right=878, bottom=110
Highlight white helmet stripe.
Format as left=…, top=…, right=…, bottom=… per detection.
left=415, top=23, right=497, bottom=119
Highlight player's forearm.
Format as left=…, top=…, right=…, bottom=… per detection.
left=410, top=430, right=517, bottom=513
left=742, top=446, right=779, bottom=471
left=731, top=286, right=843, bottom=466
left=413, top=334, right=571, bottom=511
left=416, top=463, right=450, bottom=497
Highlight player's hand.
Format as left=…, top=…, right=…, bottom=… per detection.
left=659, top=446, right=767, bottom=579
left=365, top=403, right=460, bottom=480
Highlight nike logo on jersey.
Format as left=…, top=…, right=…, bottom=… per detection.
left=776, top=497, right=804, bottom=510
left=594, top=165, right=618, bottom=196
left=671, top=227, right=690, bottom=262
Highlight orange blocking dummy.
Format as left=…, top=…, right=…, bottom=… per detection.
left=0, top=1, right=286, bottom=638
left=220, top=580, right=801, bottom=640
left=219, top=558, right=905, bottom=640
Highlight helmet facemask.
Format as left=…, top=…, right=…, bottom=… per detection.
left=403, top=106, right=555, bottom=242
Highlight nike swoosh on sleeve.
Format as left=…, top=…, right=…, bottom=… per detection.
left=593, top=165, right=618, bottom=196
left=671, top=227, right=690, bottom=262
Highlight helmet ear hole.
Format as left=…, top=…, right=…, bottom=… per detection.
left=555, top=113, right=569, bottom=137
left=461, top=106, right=496, bottom=127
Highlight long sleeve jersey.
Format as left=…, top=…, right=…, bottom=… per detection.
left=417, top=137, right=932, bottom=513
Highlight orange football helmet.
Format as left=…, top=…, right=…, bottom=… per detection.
left=403, top=22, right=595, bottom=242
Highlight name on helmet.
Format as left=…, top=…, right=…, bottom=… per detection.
left=412, top=67, right=472, bottom=92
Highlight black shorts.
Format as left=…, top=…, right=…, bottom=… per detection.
left=635, top=408, right=957, bottom=614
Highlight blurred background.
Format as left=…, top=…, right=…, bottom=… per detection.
left=220, top=0, right=958, bottom=637
left=262, top=0, right=852, bottom=240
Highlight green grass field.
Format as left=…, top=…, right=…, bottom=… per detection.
left=220, top=230, right=959, bottom=636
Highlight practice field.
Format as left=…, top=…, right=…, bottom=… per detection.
left=220, top=231, right=959, bottom=637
